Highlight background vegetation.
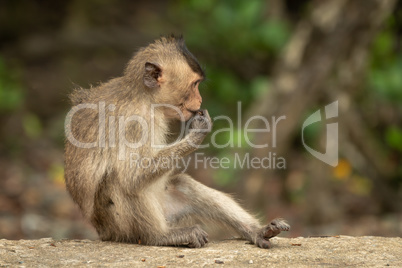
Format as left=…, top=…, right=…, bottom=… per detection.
left=0, top=0, right=401, bottom=239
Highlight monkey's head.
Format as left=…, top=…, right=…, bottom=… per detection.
left=126, top=35, right=205, bottom=121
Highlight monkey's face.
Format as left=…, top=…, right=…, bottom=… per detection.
left=163, top=74, right=203, bottom=121
left=144, top=60, right=204, bottom=121
left=177, top=71, right=203, bottom=121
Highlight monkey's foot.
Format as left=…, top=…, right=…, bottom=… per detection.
left=255, top=218, right=290, bottom=249
left=187, top=225, right=209, bottom=248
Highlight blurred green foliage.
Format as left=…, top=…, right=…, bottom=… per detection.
left=369, top=28, right=402, bottom=101
left=386, top=126, right=402, bottom=152
left=0, top=58, right=24, bottom=113
left=170, top=0, right=290, bottom=107
left=167, top=0, right=402, bottom=188
left=172, top=0, right=291, bottom=56
left=169, top=0, right=290, bottom=158
left=23, top=113, right=43, bottom=139
left=0, top=57, right=43, bottom=140
left=368, top=18, right=402, bottom=156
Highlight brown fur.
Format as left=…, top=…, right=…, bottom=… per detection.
left=64, top=35, right=289, bottom=248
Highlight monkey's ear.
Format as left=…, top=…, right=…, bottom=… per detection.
left=144, top=62, right=162, bottom=88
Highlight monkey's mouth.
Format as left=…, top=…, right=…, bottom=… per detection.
left=179, top=109, right=198, bottom=121
left=186, top=109, right=199, bottom=115
left=188, top=109, right=205, bottom=117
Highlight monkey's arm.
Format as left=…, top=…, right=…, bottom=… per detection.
left=134, top=110, right=212, bottom=188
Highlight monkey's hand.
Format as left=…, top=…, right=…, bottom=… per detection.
left=155, top=110, right=212, bottom=159
left=255, top=218, right=290, bottom=249
left=187, top=109, right=213, bottom=147
left=190, top=109, right=213, bottom=134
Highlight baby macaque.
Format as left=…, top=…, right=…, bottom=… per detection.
left=64, top=35, right=289, bottom=248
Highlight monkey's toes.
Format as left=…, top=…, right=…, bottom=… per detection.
left=187, top=226, right=209, bottom=248
left=260, top=218, right=290, bottom=239
left=270, top=218, right=290, bottom=231
left=256, top=236, right=272, bottom=249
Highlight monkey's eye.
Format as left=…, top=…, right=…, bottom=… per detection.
left=193, top=80, right=201, bottom=88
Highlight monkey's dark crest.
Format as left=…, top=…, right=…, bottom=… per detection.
left=64, top=35, right=289, bottom=248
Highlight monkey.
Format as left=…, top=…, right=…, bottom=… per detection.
left=64, top=35, right=289, bottom=249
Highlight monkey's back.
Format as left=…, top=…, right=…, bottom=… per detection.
left=64, top=79, right=173, bottom=242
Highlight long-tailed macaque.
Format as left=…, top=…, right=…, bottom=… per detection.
left=64, top=35, right=289, bottom=248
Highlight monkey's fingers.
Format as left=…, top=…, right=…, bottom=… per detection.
left=197, top=109, right=212, bottom=126
left=202, top=109, right=211, bottom=121
left=190, top=109, right=213, bottom=133
left=195, top=109, right=210, bottom=119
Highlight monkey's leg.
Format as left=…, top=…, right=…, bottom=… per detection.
left=167, top=174, right=290, bottom=249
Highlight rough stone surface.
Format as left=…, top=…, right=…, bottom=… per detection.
left=0, top=236, right=401, bottom=267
